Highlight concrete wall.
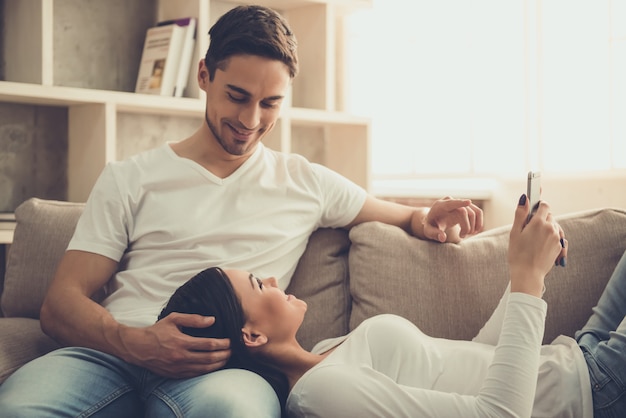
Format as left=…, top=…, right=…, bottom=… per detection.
left=52, top=0, right=156, bottom=92
left=0, top=103, right=68, bottom=212
left=116, top=113, right=201, bottom=160
left=0, top=107, right=202, bottom=213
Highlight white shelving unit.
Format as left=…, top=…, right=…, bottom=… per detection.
left=0, top=0, right=372, bottom=205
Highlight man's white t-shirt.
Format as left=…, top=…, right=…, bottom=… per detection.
left=68, top=143, right=367, bottom=327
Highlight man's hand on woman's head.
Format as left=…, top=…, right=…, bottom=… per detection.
left=119, top=313, right=231, bottom=379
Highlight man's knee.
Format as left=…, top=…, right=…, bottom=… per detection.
left=151, top=369, right=281, bottom=418
left=211, top=369, right=280, bottom=416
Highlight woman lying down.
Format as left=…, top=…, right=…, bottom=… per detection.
left=158, top=196, right=626, bottom=417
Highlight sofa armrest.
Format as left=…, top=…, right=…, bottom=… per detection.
left=1, top=198, right=84, bottom=318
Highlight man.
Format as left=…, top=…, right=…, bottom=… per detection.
left=0, top=5, right=482, bottom=417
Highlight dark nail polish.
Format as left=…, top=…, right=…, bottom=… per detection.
left=519, top=194, right=527, bottom=206
left=560, top=238, right=565, bottom=248
left=560, top=257, right=567, bottom=267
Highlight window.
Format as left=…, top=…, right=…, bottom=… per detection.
left=345, top=0, right=626, bottom=179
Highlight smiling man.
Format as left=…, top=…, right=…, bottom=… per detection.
left=172, top=54, right=290, bottom=177
left=0, top=5, right=483, bottom=418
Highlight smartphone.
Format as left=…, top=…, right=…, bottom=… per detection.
left=527, top=171, right=541, bottom=222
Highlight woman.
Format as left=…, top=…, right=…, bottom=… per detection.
left=159, top=196, right=626, bottom=417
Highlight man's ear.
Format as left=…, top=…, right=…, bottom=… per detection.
left=242, top=327, right=268, bottom=348
left=197, top=60, right=209, bottom=89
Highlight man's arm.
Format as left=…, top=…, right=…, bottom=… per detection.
left=346, top=195, right=484, bottom=243
left=40, top=250, right=231, bottom=379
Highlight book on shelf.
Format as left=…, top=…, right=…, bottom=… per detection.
left=173, top=17, right=197, bottom=98
left=135, top=17, right=197, bottom=97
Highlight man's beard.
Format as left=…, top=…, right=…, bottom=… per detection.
left=205, top=111, right=267, bottom=156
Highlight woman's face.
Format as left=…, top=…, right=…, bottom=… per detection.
left=225, top=269, right=306, bottom=343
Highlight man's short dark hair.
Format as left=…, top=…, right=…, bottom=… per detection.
left=204, top=5, right=299, bottom=80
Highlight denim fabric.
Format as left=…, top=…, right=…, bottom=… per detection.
left=0, top=347, right=280, bottom=418
left=576, top=250, right=626, bottom=417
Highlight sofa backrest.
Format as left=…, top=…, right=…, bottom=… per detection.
left=0, top=197, right=352, bottom=352
left=347, top=207, right=626, bottom=344
left=4, top=197, right=626, bottom=350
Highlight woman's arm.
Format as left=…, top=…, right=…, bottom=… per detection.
left=474, top=195, right=566, bottom=345
left=472, top=282, right=511, bottom=345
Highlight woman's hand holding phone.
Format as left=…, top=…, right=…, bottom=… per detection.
left=508, top=191, right=567, bottom=298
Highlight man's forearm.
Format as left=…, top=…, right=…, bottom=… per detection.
left=40, top=289, right=127, bottom=359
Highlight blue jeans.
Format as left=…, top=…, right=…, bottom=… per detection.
left=576, top=250, right=626, bottom=418
left=0, top=347, right=280, bottom=418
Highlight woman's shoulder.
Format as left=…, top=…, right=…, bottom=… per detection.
left=287, top=361, right=379, bottom=416
left=311, top=314, right=416, bottom=353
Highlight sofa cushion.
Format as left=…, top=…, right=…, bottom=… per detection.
left=286, top=228, right=351, bottom=351
left=1, top=198, right=84, bottom=318
left=348, top=208, right=626, bottom=343
left=0, top=317, right=60, bottom=384
left=538, top=208, right=626, bottom=341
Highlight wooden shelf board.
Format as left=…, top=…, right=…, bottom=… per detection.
left=0, top=81, right=205, bottom=117
left=288, top=107, right=370, bottom=126
left=0, top=230, right=14, bottom=245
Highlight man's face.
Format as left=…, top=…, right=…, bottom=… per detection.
left=199, top=55, right=291, bottom=157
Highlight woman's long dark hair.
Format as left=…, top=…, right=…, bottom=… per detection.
left=158, top=267, right=289, bottom=412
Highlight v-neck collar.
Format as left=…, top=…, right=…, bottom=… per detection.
left=164, top=142, right=265, bottom=186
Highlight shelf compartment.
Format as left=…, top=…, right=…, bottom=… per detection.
left=291, top=122, right=370, bottom=190
left=3, top=0, right=156, bottom=91
left=0, top=101, right=68, bottom=211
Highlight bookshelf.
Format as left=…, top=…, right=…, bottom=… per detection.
left=0, top=0, right=372, bottom=215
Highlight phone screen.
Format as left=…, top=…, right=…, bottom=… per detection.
left=527, top=171, right=541, bottom=221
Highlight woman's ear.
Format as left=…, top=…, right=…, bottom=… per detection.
left=242, top=327, right=268, bottom=348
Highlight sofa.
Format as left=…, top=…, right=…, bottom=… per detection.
left=2, top=197, right=626, bottom=385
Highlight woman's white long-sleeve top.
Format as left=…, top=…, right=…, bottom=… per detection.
left=286, top=291, right=592, bottom=418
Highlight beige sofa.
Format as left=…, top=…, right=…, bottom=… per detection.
left=2, top=197, right=626, bottom=385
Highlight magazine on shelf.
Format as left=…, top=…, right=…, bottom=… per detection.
left=173, top=17, right=196, bottom=97
left=135, top=17, right=196, bottom=97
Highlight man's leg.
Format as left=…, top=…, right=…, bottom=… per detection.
left=144, top=369, right=281, bottom=418
left=0, top=347, right=143, bottom=418
left=576, top=250, right=626, bottom=415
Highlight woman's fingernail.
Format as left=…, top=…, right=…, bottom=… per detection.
left=560, top=257, right=567, bottom=267
left=519, top=194, right=527, bottom=206
left=560, top=238, right=565, bottom=248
